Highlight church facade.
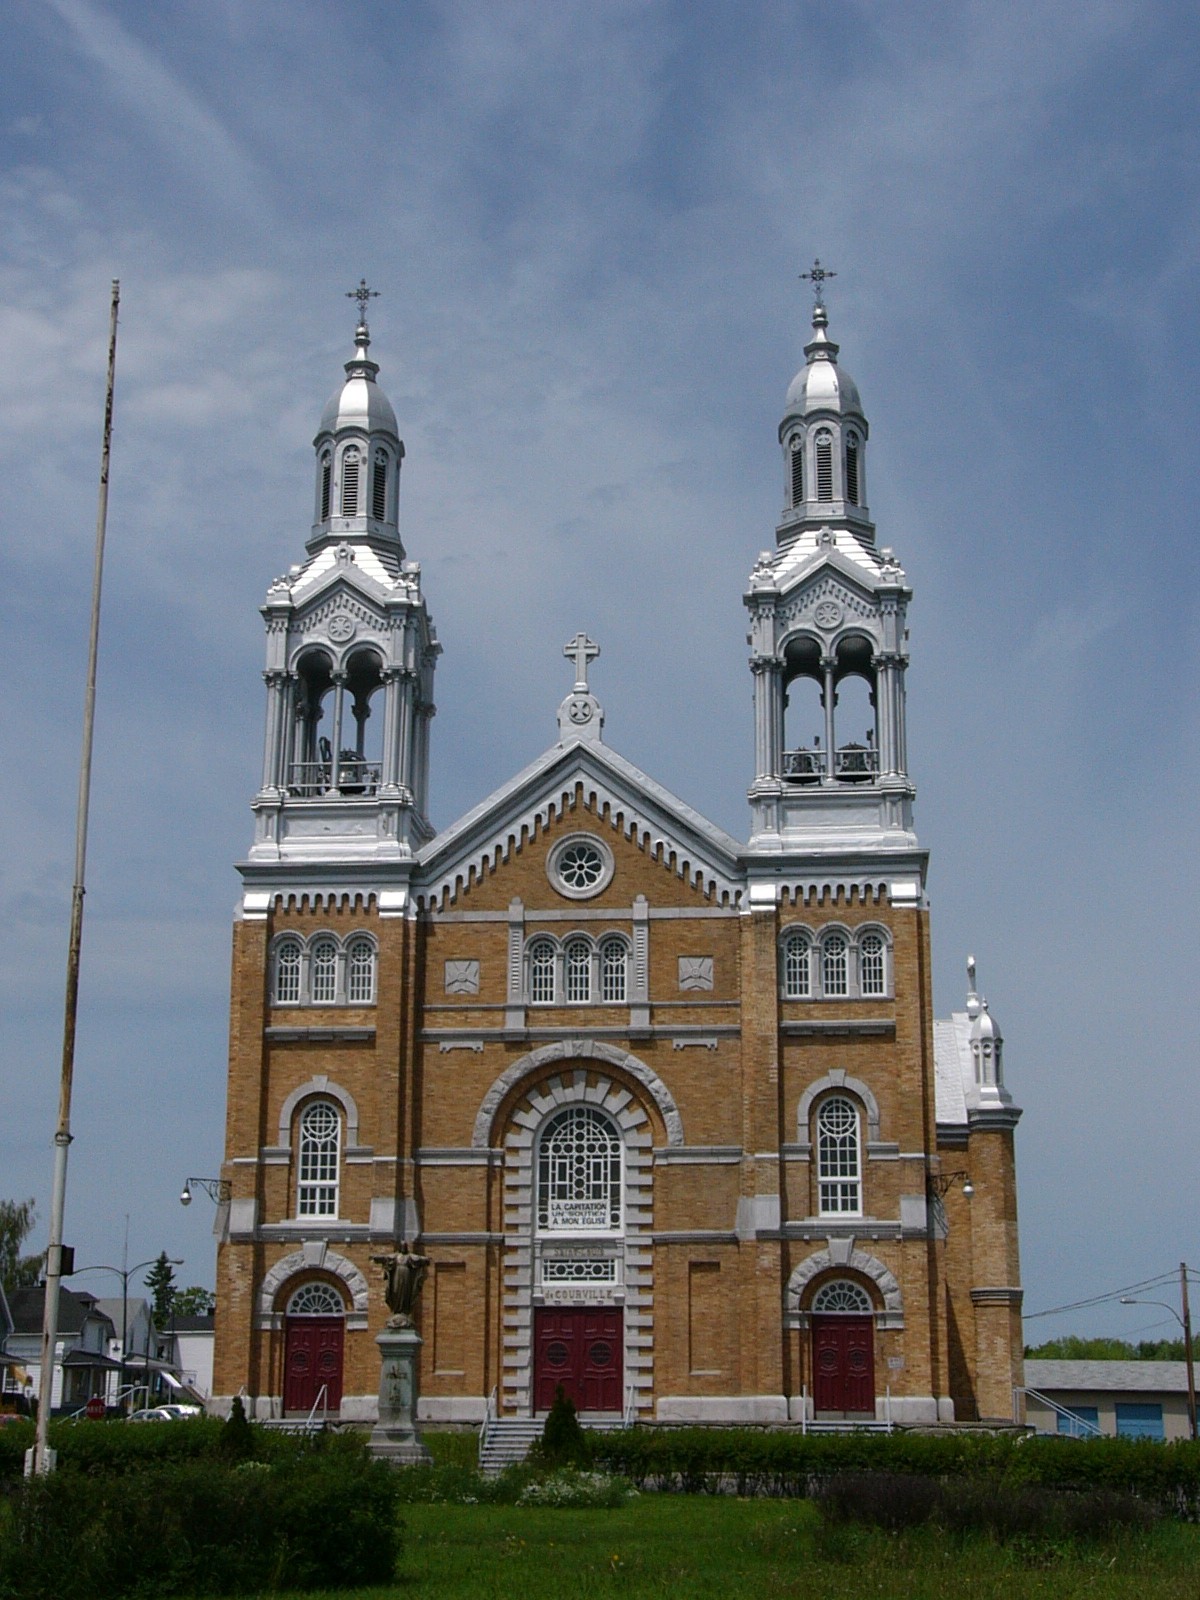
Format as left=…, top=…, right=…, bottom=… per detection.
left=212, top=286, right=1023, bottom=1427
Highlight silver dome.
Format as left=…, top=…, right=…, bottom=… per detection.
left=782, top=307, right=863, bottom=420
left=317, top=329, right=399, bottom=439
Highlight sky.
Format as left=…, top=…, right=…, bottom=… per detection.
left=1, top=0, right=1197, bottom=1349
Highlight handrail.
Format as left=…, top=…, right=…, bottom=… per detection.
left=1013, top=1385, right=1102, bottom=1437
left=623, top=1381, right=636, bottom=1428
left=478, top=1385, right=497, bottom=1466
left=305, top=1383, right=328, bottom=1433
left=801, top=1384, right=808, bottom=1435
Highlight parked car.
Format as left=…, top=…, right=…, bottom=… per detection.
left=127, top=1407, right=176, bottom=1422
left=158, top=1404, right=203, bottom=1419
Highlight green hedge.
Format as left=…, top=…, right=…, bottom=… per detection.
left=0, top=1417, right=360, bottom=1487
left=586, top=1428, right=1200, bottom=1516
left=0, top=1453, right=401, bottom=1598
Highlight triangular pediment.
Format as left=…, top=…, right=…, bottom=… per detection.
left=416, top=738, right=745, bottom=910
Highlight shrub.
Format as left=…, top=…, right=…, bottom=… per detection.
left=0, top=1453, right=401, bottom=1598
left=218, top=1396, right=254, bottom=1462
left=529, top=1386, right=590, bottom=1470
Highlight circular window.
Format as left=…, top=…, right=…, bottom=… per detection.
left=588, top=1341, right=612, bottom=1366
left=547, top=833, right=614, bottom=900
left=546, top=1342, right=570, bottom=1367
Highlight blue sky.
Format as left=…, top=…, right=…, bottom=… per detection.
left=1, top=0, right=1197, bottom=1344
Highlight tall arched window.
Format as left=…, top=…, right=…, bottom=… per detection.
left=565, top=939, right=591, bottom=1003
left=600, top=938, right=627, bottom=1003
left=297, top=1100, right=341, bottom=1217
left=346, top=938, right=376, bottom=1004
left=844, top=433, right=860, bottom=505
left=817, top=1096, right=861, bottom=1215
left=310, top=937, right=338, bottom=1004
left=274, top=937, right=302, bottom=1005
left=783, top=931, right=812, bottom=999
left=372, top=452, right=388, bottom=521
left=859, top=932, right=885, bottom=997
left=537, top=1106, right=622, bottom=1233
left=340, top=449, right=360, bottom=516
left=319, top=453, right=332, bottom=521
left=822, top=933, right=848, bottom=997
left=815, top=430, right=833, bottom=500
left=529, top=939, right=556, bottom=1005
left=790, top=436, right=804, bottom=505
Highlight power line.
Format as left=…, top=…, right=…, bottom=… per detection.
left=1023, top=1270, right=1181, bottom=1322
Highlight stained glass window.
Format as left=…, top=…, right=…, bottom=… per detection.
left=298, top=1101, right=340, bottom=1217
left=537, top=1106, right=621, bottom=1233
left=817, top=1096, right=861, bottom=1215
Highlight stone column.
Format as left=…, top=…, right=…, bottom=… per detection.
left=368, top=1325, right=432, bottom=1465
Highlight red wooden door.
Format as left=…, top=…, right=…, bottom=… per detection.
left=534, top=1308, right=622, bottom=1412
left=812, top=1316, right=874, bottom=1414
left=284, top=1317, right=344, bottom=1414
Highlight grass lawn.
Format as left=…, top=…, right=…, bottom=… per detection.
left=250, top=1494, right=1200, bottom=1600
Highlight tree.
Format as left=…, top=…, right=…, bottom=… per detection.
left=0, top=1199, right=45, bottom=1294
left=172, top=1286, right=216, bottom=1317
left=144, top=1252, right=178, bottom=1324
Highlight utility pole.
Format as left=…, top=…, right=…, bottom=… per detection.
left=1182, top=1262, right=1197, bottom=1442
left=30, top=281, right=120, bottom=1476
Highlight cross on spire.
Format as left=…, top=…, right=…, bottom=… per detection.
left=346, top=277, right=380, bottom=331
left=800, top=258, right=836, bottom=308
left=564, top=631, right=600, bottom=691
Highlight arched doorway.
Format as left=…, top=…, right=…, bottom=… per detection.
left=532, top=1104, right=624, bottom=1414
left=283, top=1280, right=346, bottom=1416
left=810, top=1278, right=875, bottom=1416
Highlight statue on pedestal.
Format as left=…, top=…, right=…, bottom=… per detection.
left=371, top=1246, right=430, bottom=1327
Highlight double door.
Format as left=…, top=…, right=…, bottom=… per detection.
left=534, top=1307, right=622, bottom=1413
left=812, top=1315, right=875, bottom=1414
left=283, top=1317, right=344, bottom=1414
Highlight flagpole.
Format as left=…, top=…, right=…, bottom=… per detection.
left=30, top=280, right=120, bottom=1476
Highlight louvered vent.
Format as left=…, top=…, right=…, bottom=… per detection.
left=372, top=456, right=387, bottom=521
left=341, top=453, right=359, bottom=516
left=816, top=433, right=833, bottom=501
left=790, top=439, right=804, bottom=505
left=320, top=457, right=332, bottom=521
left=845, top=437, right=859, bottom=505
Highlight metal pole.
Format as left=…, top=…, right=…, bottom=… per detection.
left=31, top=281, right=120, bottom=1476
left=1182, top=1262, right=1197, bottom=1442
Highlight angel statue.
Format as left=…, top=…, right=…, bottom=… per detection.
left=371, top=1245, right=431, bottom=1328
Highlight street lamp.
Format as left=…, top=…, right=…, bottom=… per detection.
left=179, top=1177, right=230, bottom=1207
left=72, top=1257, right=183, bottom=1414
left=1119, top=1261, right=1196, bottom=1440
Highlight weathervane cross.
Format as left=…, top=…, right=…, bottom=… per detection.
left=346, top=277, right=380, bottom=328
left=564, top=632, right=600, bottom=691
left=800, top=258, right=836, bottom=307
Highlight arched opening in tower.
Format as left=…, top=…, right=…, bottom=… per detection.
left=341, top=648, right=385, bottom=792
left=782, top=635, right=825, bottom=782
left=831, top=635, right=878, bottom=782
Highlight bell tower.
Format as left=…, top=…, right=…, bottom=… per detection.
left=248, top=285, right=439, bottom=865
left=745, top=265, right=917, bottom=860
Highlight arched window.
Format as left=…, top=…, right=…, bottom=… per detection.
left=600, top=938, right=627, bottom=1003
left=346, top=938, right=376, bottom=1004
left=372, top=452, right=388, bottom=521
left=817, top=1096, right=861, bottom=1215
left=790, top=436, right=804, bottom=505
left=537, top=1106, right=622, bottom=1233
left=297, top=1100, right=341, bottom=1217
left=782, top=931, right=812, bottom=999
left=822, top=933, right=848, bottom=997
left=340, top=449, right=360, bottom=516
left=565, top=939, right=591, bottom=1003
left=859, top=932, right=885, bottom=997
left=274, top=937, right=302, bottom=1005
left=812, top=1278, right=872, bottom=1314
left=310, top=937, right=338, bottom=1004
left=845, top=433, right=860, bottom=505
left=287, top=1280, right=345, bottom=1316
left=815, top=430, right=833, bottom=501
left=319, top=453, right=332, bottom=522
left=529, top=939, right=556, bottom=1005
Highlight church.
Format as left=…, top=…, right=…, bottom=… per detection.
left=212, top=276, right=1023, bottom=1428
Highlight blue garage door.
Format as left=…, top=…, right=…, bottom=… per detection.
left=1115, top=1402, right=1164, bottom=1440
